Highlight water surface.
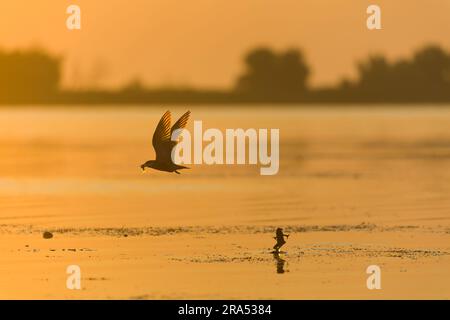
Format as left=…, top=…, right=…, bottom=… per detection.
left=1, top=105, right=450, bottom=229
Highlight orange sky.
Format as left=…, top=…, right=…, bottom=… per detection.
left=0, top=0, right=449, bottom=89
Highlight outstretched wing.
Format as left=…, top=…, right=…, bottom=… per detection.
left=171, top=110, right=191, bottom=141
left=152, top=110, right=191, bottom=163
left=152, top=111, right=172, bottom=161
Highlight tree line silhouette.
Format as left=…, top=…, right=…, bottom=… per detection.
left=0, top=45, right=449, bottom=104
left=0, top=49, right=60, bottom=103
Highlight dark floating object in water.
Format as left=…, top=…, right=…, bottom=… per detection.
left=43, top=231, right=53, bottom=239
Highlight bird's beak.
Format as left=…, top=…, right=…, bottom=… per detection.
left=140, top=165, right=145, bottom=172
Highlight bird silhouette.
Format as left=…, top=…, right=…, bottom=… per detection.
left=141, top=110, right=191, bottom=174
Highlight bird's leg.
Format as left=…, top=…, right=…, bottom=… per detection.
left=175, top=170, right=180, bottom=174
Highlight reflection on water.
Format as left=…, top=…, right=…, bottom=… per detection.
left=273, top=252, right=287, bottom=274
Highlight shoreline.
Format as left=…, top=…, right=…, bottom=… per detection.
left=0, top=225, right=448, bottom=299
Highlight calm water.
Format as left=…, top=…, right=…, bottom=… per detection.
left=1, top=105, right=450, bottom=228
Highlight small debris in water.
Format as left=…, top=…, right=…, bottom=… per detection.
left=43, top=231, right=53, bottom=239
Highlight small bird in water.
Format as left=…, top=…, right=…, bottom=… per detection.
left=273, top=228, right=289, bottom=252
left=141, top=110, right=191, bottom=174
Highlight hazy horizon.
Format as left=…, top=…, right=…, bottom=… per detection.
left=1, top=0, right=449, bottom=90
